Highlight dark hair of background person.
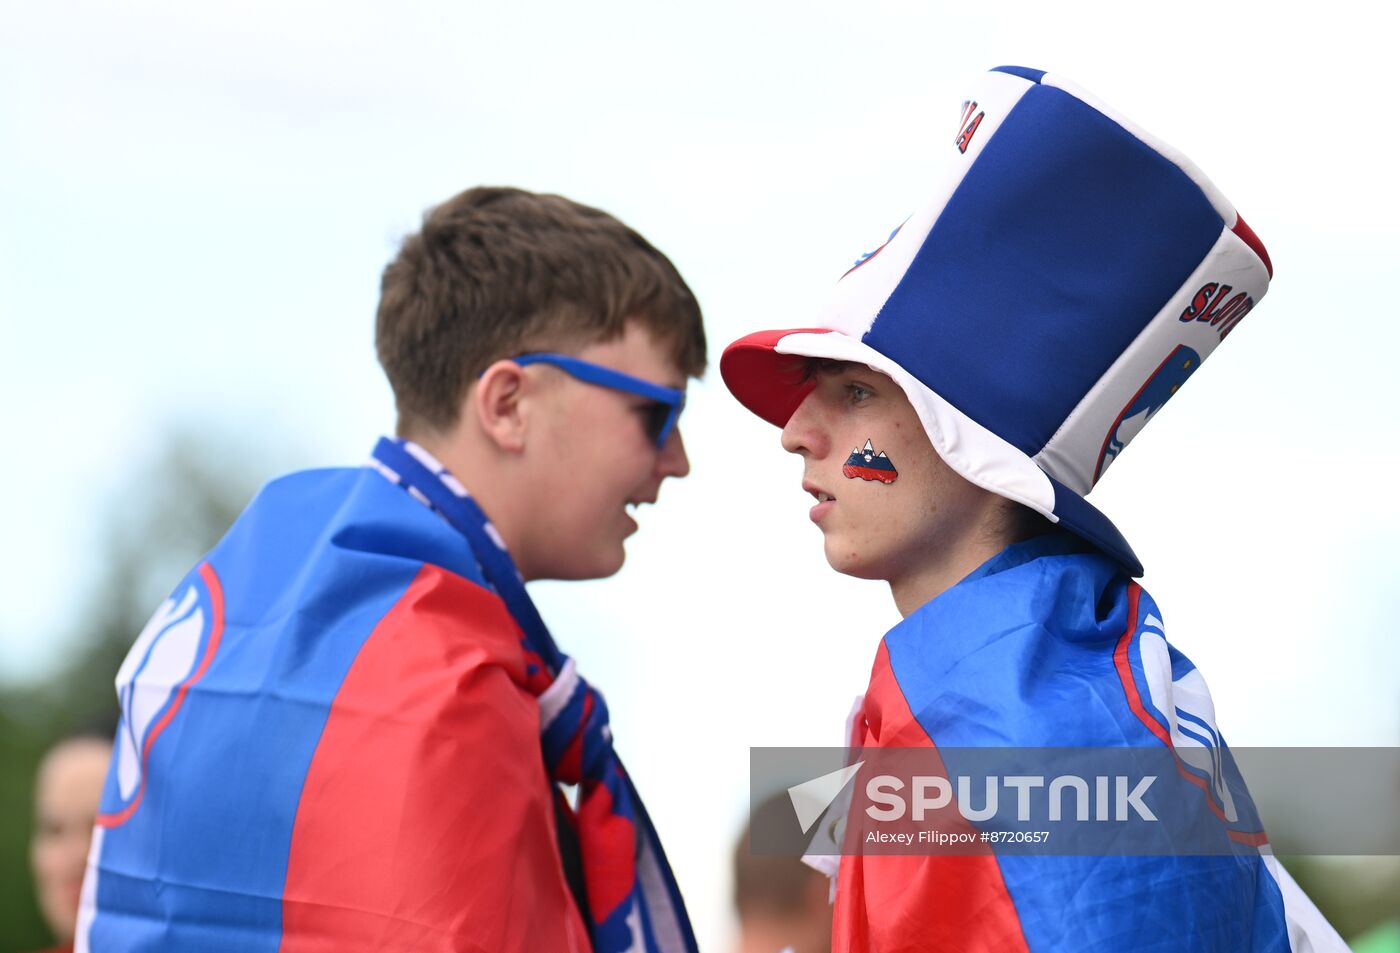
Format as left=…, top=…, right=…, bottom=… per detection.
left=376, top=185, right=707, bottom=439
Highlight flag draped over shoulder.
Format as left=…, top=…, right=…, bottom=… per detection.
left=78, top=440, right=695, bottom=953
left=833, top=533, right=1345, bottom=953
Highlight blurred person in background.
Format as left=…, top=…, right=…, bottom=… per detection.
left=76, top=186, right=705, bottom=952
left=732, top=795, right=832, bottom=953
left=28, top=733, right=112, bottom=953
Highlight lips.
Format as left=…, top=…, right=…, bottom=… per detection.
left=803, top=481, right=835, bottom=524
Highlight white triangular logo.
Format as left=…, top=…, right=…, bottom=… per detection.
left=787, top=761, right=864, bottom=834
left=863, top=439, right=874, bottom=452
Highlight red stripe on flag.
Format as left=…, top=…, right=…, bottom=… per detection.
left=1112, top=584, right=1172, bottom=748
left=841, top=464, right=898, bottom=484
left=832, top=642, right=1031, bottom=953
left=1113, top=583, right=1270, bottom=842
left=280, top=564, right=588, bottom=951
left=577, top=778, right=637, bottom=921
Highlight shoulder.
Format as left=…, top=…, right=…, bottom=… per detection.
left=882, top=560, right=1231, bottom=751
left=1114, top=584, right=1224, bottom=754
left=187, top=463, right=518, bottom=705
left=211, top=464, right=489, bottom=600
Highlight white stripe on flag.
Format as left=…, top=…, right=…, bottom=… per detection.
left=403, top=439, right=447, bottom=473
left=636, top=834, right=688, bottom=952
left=1259, top=852, right=1349, bottom=951
left=538, top=657, right=579, bottom=732
left=73, top=825, right=104, bottom=953
left=367, top=458, right=400, bottom=484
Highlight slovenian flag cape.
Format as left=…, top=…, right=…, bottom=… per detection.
left=76, top=453, right=689, bottom=952
left=835, top=533, right=1346, bottom=953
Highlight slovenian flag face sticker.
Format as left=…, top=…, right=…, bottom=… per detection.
left=843, top=439, right=898, bottom=484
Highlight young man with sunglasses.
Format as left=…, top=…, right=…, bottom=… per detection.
left=79, top=187, right=704, bottom=953
left=723, top=67, right=1344, bottom=951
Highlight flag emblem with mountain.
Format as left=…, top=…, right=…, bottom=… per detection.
left=843, top=440, right=898, bottom=484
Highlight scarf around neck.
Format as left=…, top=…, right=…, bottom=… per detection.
left=370, top=437, right=697, bottom=953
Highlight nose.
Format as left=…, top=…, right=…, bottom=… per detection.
left=780, top=391, right=828, bottom=458
left=657, top=427, right=690, bottom=478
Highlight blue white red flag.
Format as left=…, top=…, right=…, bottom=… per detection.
left=77, top=440, right=696, bottom=953
left=832, top=534, right=1345, bottom=952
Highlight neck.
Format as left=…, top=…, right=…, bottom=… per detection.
left=412, top=431, right=539, bottom=581
left=887, top=531, right=1011, bottom=618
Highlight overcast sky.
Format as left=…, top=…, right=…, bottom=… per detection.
left=3, top=1, right=1397, bottom=947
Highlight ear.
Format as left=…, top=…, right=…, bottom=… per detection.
left=471, top=360, right=531, bottom=453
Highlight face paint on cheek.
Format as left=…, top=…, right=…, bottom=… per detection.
left=842, top=439, right=898, bottom=484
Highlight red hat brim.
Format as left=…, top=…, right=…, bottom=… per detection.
left=719, top=328, right=836, bottom=428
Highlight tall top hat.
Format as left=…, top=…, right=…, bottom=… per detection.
left=721, top=65, right=1272, bottom=578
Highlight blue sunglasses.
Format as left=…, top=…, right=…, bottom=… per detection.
left=512, top=353, right=686, bottom=448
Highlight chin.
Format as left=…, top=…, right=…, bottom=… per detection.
left=40, top=898, right=78, bottom=946
left=823, top=538, right=885, bottom=581
left=543, top=544, right=627, bottom=581
left=586, top=549, right=627, bottom=580
left=817, top=540, right=862, bottom=576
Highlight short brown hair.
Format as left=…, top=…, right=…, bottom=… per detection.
left=376, top=186, right=706, bottom=436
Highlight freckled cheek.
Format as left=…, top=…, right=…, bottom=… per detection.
left=840, top=497, right=888, bottom=560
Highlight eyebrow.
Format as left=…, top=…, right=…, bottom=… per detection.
left=792, top=358, right=860, bottom=383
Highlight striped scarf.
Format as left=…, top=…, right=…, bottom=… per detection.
left=370, top=437, right=697, bottom=953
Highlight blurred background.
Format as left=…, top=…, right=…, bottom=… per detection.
left=2, top=0, right=1397, bottom=949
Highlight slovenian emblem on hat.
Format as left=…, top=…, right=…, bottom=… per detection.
left=721, top=65, right=1272, bottom=578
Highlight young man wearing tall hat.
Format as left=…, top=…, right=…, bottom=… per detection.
left=78, top=187, right=703, bottom=953
left=723, top=66, right=1345, bottom=951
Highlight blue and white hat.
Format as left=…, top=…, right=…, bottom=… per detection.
left=722, top=65, right=1272, bottom=578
